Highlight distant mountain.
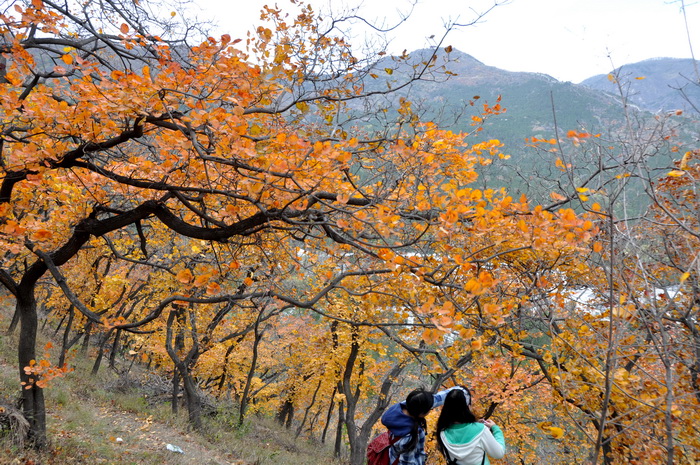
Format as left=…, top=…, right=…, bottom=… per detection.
left=580, top=58, right=700, bottom=113
left=366, top=49, right=630, bottom=147
left=361, top=49, right=697, bottom=205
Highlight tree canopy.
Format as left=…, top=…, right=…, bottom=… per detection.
left=1, top=0, right=698, bottom=463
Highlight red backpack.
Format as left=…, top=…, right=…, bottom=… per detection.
left=367, top=431, right=401, bottom=465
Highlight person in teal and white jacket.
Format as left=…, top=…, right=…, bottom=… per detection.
left=435, top=386, right=506, bottom=465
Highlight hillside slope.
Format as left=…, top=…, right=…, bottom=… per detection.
left=0, top=329, right=340, bottom=465
left=580, top=57, right=700, bottom=112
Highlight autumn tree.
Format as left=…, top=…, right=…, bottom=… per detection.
left=507, top=65, right=700, bottom=463
left=2, top=0, right=532, bottom=448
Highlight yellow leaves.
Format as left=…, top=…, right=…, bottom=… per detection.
left=548, top=427, right=565, bottom=439
left=679, top=272, right=690, bottom=284
left=384, top=68, right=393, bottom=75
left=517, top=219, right=528, bottom=233
left=612, top=304, right=635, bottom=320
left=679, top=151, right=692, bottom=170
left=607, top=73, right=616, bottom=83
left=554, top=158, right=569, bottom=171
left=295, top=101, right=309, bottom=112
left=170, top=11, right=176, bottom=17
left=539, top=422, right=565, bottom=439
left=667, top=170, right=685, bottom=177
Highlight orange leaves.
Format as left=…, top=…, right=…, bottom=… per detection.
left=554, top=158, right=570, bottom=171
left=555, top=208, right=598, bottom=244
left=526, top=136, right=557, bottom=147
left=21, top=342, right=73, bottom=390
left=550, top=192, right=567, bottom=201
left=566, top=130, right=592, bottom=139
left=464, top=271, right=496, bottom=296
left=119, top=23, right=129, bottom=34
left=206, top=282, right=221, bottom=295
left=176, top=268, right=194, bottom=284
left=175, top=264, right=224, bottom=295
left=29, top=228, right=53, bottom=242
left=470, top=337, right=483, bottom=350
left=2, top=220, right=26, bottom=236
left=566, top=129, right=599, bottom=146
left=431, top=301, right=455, bottom=330
left=102, top=316, right=127, bottom=330
left=422, top=328, right=442, bottom=344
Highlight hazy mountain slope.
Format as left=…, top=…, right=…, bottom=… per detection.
left=367, top=49, right=629, bottom=147
left=580, top=57, right=700, bottom=113
left=360, top=49, right=695, bottom=205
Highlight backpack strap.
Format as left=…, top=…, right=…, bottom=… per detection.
left=439, top=439, right=459, bottom=465
left=389, top=433, right=402, bottom=465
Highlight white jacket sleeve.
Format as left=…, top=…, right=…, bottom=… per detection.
left=482, top=427, right=505, bottom=459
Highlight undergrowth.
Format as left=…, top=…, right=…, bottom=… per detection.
left=0, top=317, right=343, bottom=465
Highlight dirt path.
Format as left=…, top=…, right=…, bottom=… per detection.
left=0, top=355, right=246, bottom=465
left=75, top=405, right=240, bottom=465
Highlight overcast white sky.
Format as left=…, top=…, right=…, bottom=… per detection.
left=194, top=0, right=699, bottom=83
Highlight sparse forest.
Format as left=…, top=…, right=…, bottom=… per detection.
left=0, top=0, right=698, bottom=464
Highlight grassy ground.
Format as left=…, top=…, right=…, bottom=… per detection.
left=0, top=327, right=343, bottom=465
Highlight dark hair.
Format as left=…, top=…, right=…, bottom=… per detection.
left=403, top=388, right=434, bottom=452
left=435, top=387, right=478, bottom=459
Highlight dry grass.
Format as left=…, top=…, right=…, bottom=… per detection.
left=0, top=321, right=343, bottom=465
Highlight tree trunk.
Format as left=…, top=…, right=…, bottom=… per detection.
left=321, top=387, right=336, bottom=444
left=17, top=285, right=47, bottom=448
left=239, top=316, right=263, bottom=425
left=58, top=305, right=74, bottom=368
left=181, top=369, right=203, bottom=430
left=334, top=399, right=344, bottom=459
left=171, top=370, right=181, bottom=415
